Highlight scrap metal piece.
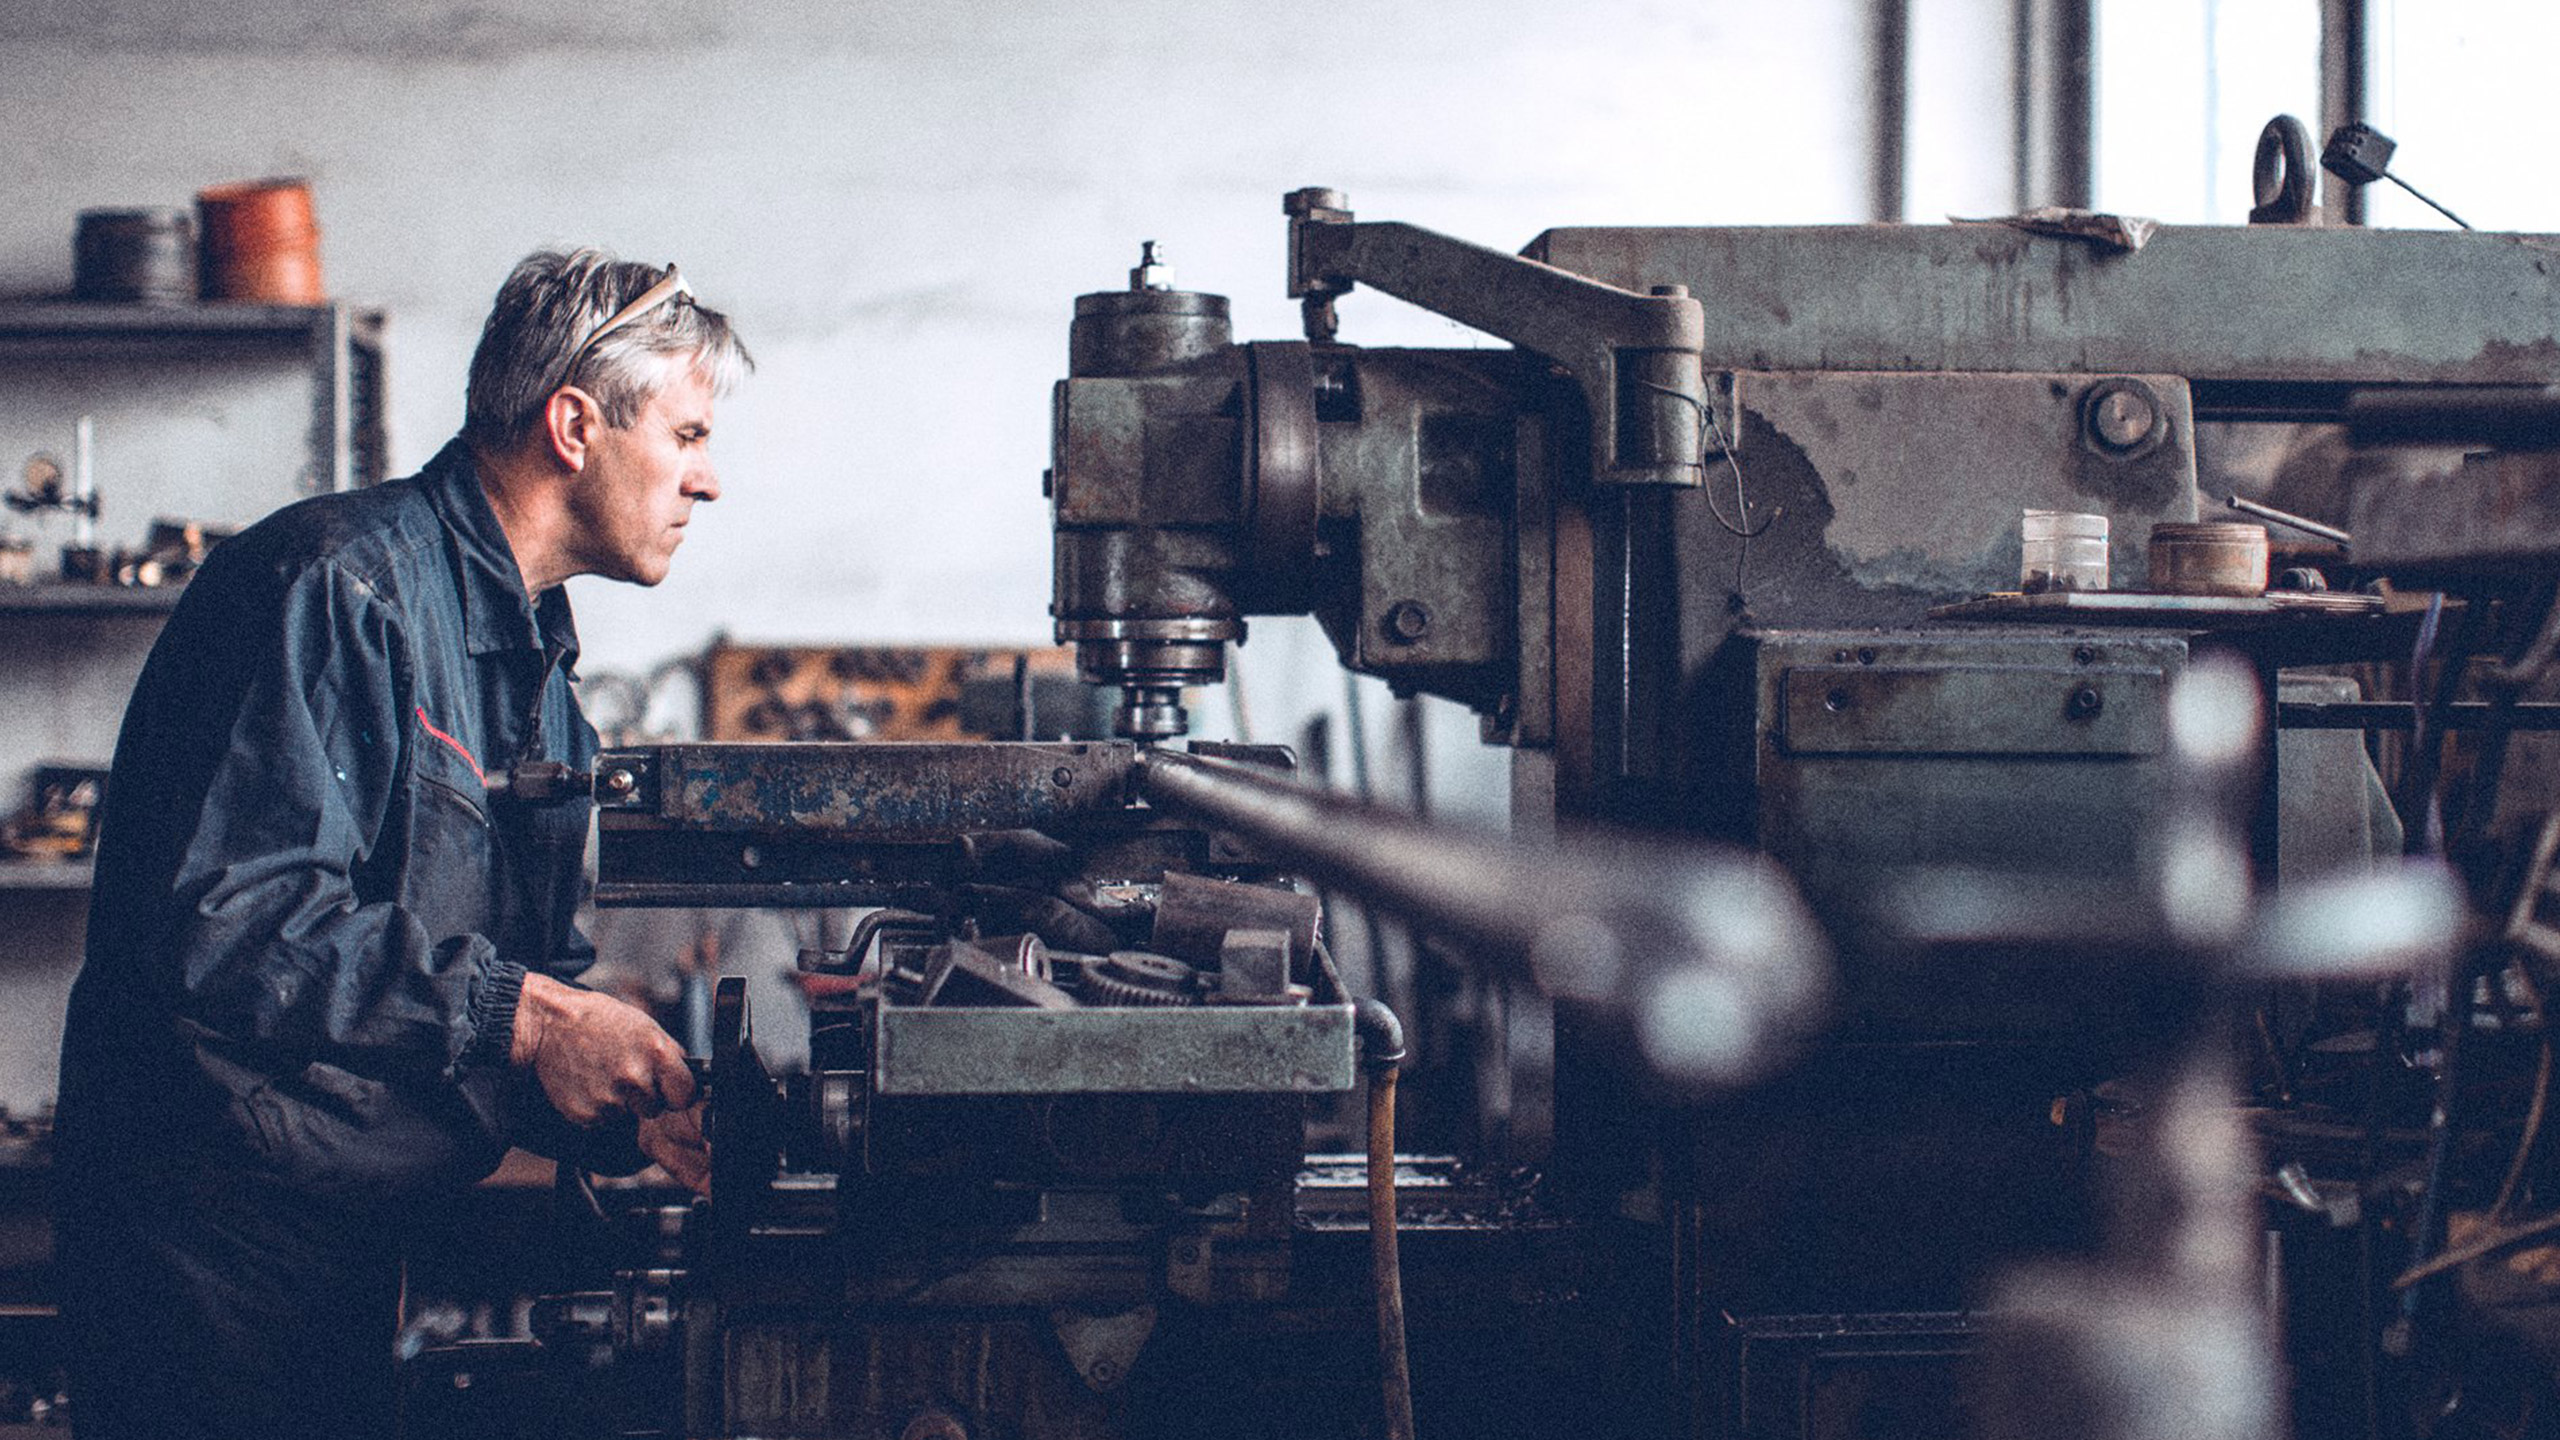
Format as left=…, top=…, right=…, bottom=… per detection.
left=920, top=937, right=1077, bottom=1011
left=1151, top=870, right=1320, bottom=969
left=1212, top=928, right=1296, bottom=1005
left=1961, top=206, right=2160, bottom=253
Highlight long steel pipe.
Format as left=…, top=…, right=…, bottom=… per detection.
left=1135, top=749, right=1831, bottom=1089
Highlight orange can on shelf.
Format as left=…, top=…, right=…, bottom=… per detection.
left=196, top=178, right=326, bottom=304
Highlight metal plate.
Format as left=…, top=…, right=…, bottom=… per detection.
left=1782, top=662, right=2164, bottom=756
left=1528, top=224, right=2560, bottom=385
left=597, top=742, right=1138, bottom=838
left=872, top=1001, right=1356, bottom=1096
left=1927, top=590, right=2382, bottom=623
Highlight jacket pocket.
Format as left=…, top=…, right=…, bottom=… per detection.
left=408, top=773, right=496, bottom=941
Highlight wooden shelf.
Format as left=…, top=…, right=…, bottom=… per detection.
left=0, top=583, right=182, bottom=616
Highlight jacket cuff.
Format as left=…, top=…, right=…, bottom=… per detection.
left=462, top=957, right=530, bottom=1069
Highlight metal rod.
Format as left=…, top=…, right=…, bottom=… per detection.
left=1870, top=0, right=1909, bottom=223
left=2320, top=0, right=2369, bottom=226
left=2014, top=0, right=2095, bottom=209
left=2386, top=171, right=2473, bottom=231
left=71, top=414, right=96, bottom=548
left=2226, top=493, right=2351, bottom=545
left=1134, top=749, right=1830, bottom=1088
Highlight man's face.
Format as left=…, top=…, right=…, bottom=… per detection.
left=568, top=364, right=721, bottom=586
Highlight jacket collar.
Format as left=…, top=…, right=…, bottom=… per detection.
left=419, top=439, right=581, bottom=668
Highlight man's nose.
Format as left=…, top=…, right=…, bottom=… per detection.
left=686, top=462, right=720, bottom=503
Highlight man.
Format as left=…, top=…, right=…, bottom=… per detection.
left=53, top=251, right=750, bottom=1437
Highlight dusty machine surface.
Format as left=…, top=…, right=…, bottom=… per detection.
left=412, top=196, right=2560, bottom=1440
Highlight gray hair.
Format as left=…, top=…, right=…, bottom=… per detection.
left=462, top=248, right=752, bottom=449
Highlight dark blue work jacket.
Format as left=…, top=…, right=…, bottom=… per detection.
left=57, top=440, right=605, bottom=1202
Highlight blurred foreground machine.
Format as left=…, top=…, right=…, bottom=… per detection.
left=428, top=198, right=2560, bottom=1439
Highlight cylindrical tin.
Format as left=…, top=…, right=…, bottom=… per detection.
left=2021, top=509, right=2110, bottom=592
left=73, top=208, right=196, bottom=303
left=2148, top=521, right=2269, bottom=596
left=196, top=178, right=325, bottom=304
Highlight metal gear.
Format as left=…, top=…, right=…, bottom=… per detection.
left=1083, top=950, right=1201, bottom=1007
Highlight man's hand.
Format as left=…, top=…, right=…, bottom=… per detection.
left=639, top=1103, right=711, bottom=1195
left=511, top=972, right=696, bottom=1125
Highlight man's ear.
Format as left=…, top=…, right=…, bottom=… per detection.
left=543, top=387, right=605, bottom=473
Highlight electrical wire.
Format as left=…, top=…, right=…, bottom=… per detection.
left=1634, top=378, right=1776, bottom=539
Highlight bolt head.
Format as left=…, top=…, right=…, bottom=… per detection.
left=1383, top=601, right=1431, bottom=644
left=602, top=767, right=637, bottom=795
left=2093, top=390, right=2154, bottom=447
left=2082, top=379, right=2164, bottom=455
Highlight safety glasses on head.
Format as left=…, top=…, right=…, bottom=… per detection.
left=560, top=264, right=691, bottom=385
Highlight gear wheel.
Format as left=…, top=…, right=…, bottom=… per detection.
left=1083, top=950, right=1200, bottom=1007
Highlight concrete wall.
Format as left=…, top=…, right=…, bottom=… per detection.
left=3, top=0, right=1892, bottom=672
left=0, top=0, right=2035, bottom=1109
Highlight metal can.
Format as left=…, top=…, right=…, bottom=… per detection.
left=2147, top=521, right=2269, bottom=596
left=73, top=208, right=196, bottom=304
left=196, top=178, right=325, bottom=304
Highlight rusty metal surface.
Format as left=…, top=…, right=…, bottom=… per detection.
left=1527, top=224, right=2560, bottom=385
left=596, top=742, right=1138, bottom=839
left=872, top=999, right=1355, bottom=1096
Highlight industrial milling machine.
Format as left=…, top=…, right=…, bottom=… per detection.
left=422, top=167, right=2560, bottom=1440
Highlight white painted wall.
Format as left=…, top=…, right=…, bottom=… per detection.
left=1, top=0, right=2045, bottom=1108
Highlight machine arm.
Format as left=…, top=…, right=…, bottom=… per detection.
left=1286, top=187, right=1708, bottom=487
